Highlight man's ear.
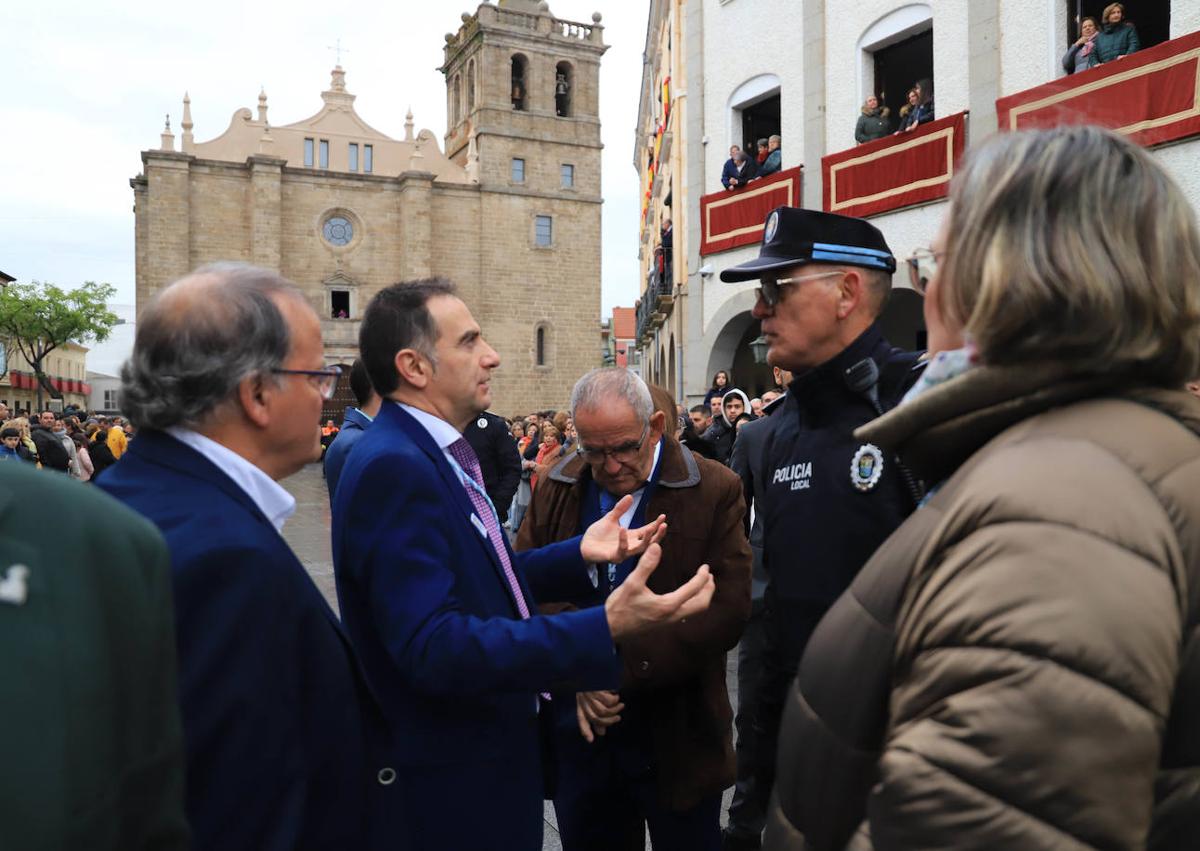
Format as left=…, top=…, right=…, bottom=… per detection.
left=835, top=270, right=864, bottom=320
left=236, top=373, right=273, bottom=429
left=649, top=409, right=667, bottom=438
left=394, top=349, right=431, bottom=389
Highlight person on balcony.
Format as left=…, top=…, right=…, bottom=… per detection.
left=1063, top=16, right=1101, bottom=74
left=726, top=148, right=758, bottom=190
left=898, top=80, right=935, bottom=134
left=1094, top=3, right=1140, bottom=63
left=756, top=138, right=770, bottom=167
left=855, top=95, right=892, bottom=143
left=757, top=135, right=782, bottom=179
left=722, top=145, right=743, bottom=190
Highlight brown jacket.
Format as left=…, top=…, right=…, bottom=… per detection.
left=765, top=364, right=1200, bottom=850
left=516, top=435, right=752, bottom=810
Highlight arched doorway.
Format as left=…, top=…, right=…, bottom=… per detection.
left=667, top=334, right=677, bottom=398
left=323, top=362, right=355, bottom=425
left=707, top=310, right=775, bottom=400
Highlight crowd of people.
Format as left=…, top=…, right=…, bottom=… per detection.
left=0, top=403, right=130, bottom=480
left=6, top=122, right=1200, bottom=851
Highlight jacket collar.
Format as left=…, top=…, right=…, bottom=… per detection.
left=788, top=322, right=890, bottom=414
left=856, top=363, right=1200, bottom=484
left=548, top=434, right=701, bottom=490
left=125, top=430, right=278, bottom=529
left=341, top=406, right=373, bottom=431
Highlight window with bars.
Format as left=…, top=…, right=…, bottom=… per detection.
left=535, top=216, right=553, bottom=247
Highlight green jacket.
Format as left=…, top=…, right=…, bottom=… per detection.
left=855, top=107, right=892, bottom=143
left=1094, top=21, right=1140, bottom=63
left=0, top=461, right=189, bottom=850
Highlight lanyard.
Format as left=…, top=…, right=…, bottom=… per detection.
left=444, top=450, right=501, bottom=528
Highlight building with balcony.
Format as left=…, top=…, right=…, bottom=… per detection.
left=636, top=0, right=1200, bottom=403
left=131, top=0, right=608, bottom=415
left=4, top=341, right=91, bottom=413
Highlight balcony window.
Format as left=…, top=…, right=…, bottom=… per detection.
left=873, top=28, right=933, bottom=124
left=331, top=290, right=350, bottom=319
left=1067, top=1, right=1169, bottom=53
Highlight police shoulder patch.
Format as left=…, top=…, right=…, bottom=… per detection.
left=850, top=443, right=884, bottom=492
left=477, top=417, right=489, bottom=430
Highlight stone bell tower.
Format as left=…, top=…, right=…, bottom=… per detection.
left=439, top=1, right=609, bottom=411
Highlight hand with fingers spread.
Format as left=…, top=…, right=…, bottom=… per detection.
left=579, top=493, right=667, bottom=565
left=575, top=690, right=625, bottom=743
left=604, top=542, right=715, bottom=641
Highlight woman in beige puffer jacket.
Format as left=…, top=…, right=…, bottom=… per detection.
left=765, top=126, right=1200, bottom=850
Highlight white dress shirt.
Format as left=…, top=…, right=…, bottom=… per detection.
left=166, top=427, right=297, bottom=533
left=396, top=402, right=462, bottom=466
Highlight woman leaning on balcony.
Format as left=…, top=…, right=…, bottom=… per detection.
left=762, top=125, right=1200, bottom=851
left=1093, top=2, right=1140, bottom=63
left=1062, top=15, right=1100, bottom=74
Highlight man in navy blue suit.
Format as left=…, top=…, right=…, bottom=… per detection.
left=99, top=263, right=398, bottom=851
left=324, top=358, right=380, bottom=501
left=333, top=278, right=717, bottom=850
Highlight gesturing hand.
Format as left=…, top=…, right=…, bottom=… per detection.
left=575, top=690, right=625, bottom=743
left=579, top=494, right=667, bottom=565
left=604, top=543, right=715, bottom=641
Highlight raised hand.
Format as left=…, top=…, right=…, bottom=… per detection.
left=579, top=494, right=667, bottom=565
left=604, top=543, right=715, bottom=641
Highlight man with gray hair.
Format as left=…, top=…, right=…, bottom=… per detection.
left=98, top=263, right=397, bottom=851
left=518, top=366, right=752, bottom=850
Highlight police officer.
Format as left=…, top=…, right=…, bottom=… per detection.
left=718, top=206, right=923, bottom=849
left=463, top=410, right=523, bottom=524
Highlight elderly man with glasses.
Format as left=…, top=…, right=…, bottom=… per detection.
left=98, top=263, right=398, bottom=851
left=715, top=207, right=925, bottom=850
left=517, top=367, right=752, bottom=851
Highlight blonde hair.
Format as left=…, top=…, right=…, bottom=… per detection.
left=4, top=418, right=30, bottom=440
left=939, top=126, right=1200, bottom=386
left=1102, top=2, right=1124, bottom=23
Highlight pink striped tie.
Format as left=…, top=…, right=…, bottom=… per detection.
left=448, top=438, right=532, bottom=619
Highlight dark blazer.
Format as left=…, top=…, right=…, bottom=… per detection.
left=517, top=437, right=752, bottom=810
left=728, top=406, right=783, bottom=604
left=331, top=402, right=623, bottom=850
left=463, top=410, right=522, bottom=522
left=1, top=460, right=189, bottom=851
left=98, top=430, right=397, bottom=851
left=324, top=405, right=373, bottom=502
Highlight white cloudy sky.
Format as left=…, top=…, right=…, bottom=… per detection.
left=1, top=0, right=647, bottom=322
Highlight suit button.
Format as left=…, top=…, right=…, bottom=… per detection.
left=377, top=767, right=397, bottom=786
left=639, top=660, right=650, bottom=672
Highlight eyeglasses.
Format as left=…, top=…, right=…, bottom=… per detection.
left=271, top=366, right=342, bottom=399
left=576, top=422, right=650, bottom=465
left=905, top=248, right=948, bottom=295
left=755, top=271, right=843, bottom=307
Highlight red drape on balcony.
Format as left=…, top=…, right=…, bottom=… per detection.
left=699, top=166, right=803, bottom=256
left=822, top=112, right=967, bottom=219
left=996, top=30, right=1200, bottom=148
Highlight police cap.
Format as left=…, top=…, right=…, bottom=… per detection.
left=719, top=206, right=896, bottom=282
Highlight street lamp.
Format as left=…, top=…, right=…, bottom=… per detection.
left=749, top=334, right=770, bottom=365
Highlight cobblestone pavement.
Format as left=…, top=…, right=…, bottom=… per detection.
left=280, top=462, right=740, bottom=848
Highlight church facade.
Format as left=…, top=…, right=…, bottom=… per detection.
left=130, top=0, right=607, bottom=415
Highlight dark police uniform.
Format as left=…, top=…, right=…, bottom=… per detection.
left=463, top=411, right=522, bottom=523
left=718, top=206, right=924, bottom=845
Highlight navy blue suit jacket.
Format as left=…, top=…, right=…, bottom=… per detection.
left=99, top=430, right=398, bottom=851
left=332, top=402, right=622, bottom=850
left=324, top=405, right=373, bottom=503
